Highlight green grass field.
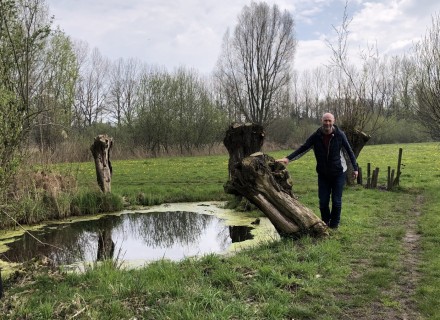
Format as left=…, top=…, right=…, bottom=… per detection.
left=1, top=142, right=439, bottom=319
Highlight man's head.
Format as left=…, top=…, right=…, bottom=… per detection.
left=321, top=113, right=335, bottom=134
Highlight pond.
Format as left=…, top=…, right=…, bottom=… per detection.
left=0, top=202, right=279, bottom=272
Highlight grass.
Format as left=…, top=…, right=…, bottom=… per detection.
left=1, top=142, right=439, bottom=319
left=70, top=191, right=124, bottom=215
left=61, top=154, right=233, bottom=206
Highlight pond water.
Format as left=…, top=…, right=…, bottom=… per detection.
left=0, top=202, right=279, bottom=271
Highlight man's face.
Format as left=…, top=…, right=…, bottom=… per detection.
left=321, top=114, right=335, bottom=133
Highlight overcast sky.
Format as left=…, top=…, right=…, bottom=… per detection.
left=46, top=0, right=440, bottom=74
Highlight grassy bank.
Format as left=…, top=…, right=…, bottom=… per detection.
left=1, top=142, right=439, bottom=319
left=62, top=154, right=233, bottom=206
left=0, top=154, right=233, bottom=228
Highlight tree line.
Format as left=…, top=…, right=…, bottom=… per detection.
left=1, top=0, right=439, bottom=190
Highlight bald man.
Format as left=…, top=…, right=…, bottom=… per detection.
left=277, top=113, right=358, bottom=229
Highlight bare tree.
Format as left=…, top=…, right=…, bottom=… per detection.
left=215, top=1, right=296, bottom=126
left=393, top=56, right=417, bottom=118
left=106, top=57, right=140, bottom=127
left=326, top=5, right=382, bottom=138
left=323, top=2, right=408, bottom=172
left=211, top=71, right=240, bottom=123
left=73, top=45, right=109, bottom=128
left=289, top=70, right=301, bottom=119
left=413, top=13, right=440, bottom=140
left=298, top=70, right=314, bottom=119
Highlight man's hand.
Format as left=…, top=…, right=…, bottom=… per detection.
left=353, top=170, right=359, bottom=179
left=276, top=157, right=289, bottom=165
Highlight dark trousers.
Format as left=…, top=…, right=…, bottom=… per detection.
left=318, top=172, right=346, bottom=228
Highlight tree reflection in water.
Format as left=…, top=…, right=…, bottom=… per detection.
left=1, top=211, right=255, bottom=267
left=229, top=226, right=254, bottom=243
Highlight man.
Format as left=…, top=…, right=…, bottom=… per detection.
left=277, top=113, right=358, bottom=229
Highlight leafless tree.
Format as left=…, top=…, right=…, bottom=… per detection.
left=289, top=70, right=301, bottom=119
left=298, top=70, right=313, bottom=119
left=326, top=6, right=382, bottom=137
left=413, top=13, right=440, bottom=140
left=393, top=56, right=417, bottom=118
left=324, top=2, right=400, bottom=164
left=211, top=72, right=241, bottom=123
left=215, top=1, right=297, bottom=126
left=73, top=45, right=109, bottom=128
left=106, top=57, right=141, bottom=127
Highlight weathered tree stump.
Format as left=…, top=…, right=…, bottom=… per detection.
left=229, top=152, right=328, bottom=238
left=343, top=128, right=371, bottom=158
left=223, top=123, right=265, bottom=195
left=90, top=134, right=113, bottom=193
left=342, top=128, right=371, bottom=185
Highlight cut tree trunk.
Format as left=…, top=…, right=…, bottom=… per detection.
left=228, top=152, right=328, bottom=238
left=90, top=134, right=113, bottom=193
left=223, top=123, right=265, bottom=195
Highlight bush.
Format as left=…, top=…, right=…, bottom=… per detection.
left=368, top=117, right=432, bottom=145
left=266, top=117, right=319, bottom=148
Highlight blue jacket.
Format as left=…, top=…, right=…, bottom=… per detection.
left=286, top=125, right=358, bottom=177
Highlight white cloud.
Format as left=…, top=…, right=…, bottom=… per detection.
left=295, top=39, right=331, bottom=71
left=46, top=0, right=440, bottom=74
left=344, top=0, right=438, bottom=57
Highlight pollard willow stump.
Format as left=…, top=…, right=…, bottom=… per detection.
left=228, top=152, right=328, bottom=238
left=342, top=128, right=371, bottom=185
left=223, top=123, right=265, bottom=195
left=223, top=123, right=327, bottom=238
left=90, top=134, right=113, bottom=193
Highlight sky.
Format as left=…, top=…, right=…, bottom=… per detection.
left=46, top=0, right=440, bottom=74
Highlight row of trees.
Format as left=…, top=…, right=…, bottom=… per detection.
left=1, top=1, right=439, bottom=188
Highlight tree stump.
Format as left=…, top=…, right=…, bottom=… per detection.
left=223, top=123, right=265, bottom=195
left=90, top=134, right=113, bottom=193
left=343, top=128, right=371, bottom=185
left=229, top=152, right=328, bottom=238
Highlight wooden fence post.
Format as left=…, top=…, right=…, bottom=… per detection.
left=387, top=166, right=391, bottom=190
left=0, top=267, right=3, bottom=299
left=367, top=163, right=371, bottom=189
left=371, top=167, right=379, bottom=188
left=393, top=148, right=403, bottom=187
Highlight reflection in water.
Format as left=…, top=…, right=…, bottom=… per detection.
left=229, top=226, right=254, bottom=243
left=1, top=211, right=255, bottom=267
left=97, top=230, right=115, bottom=261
